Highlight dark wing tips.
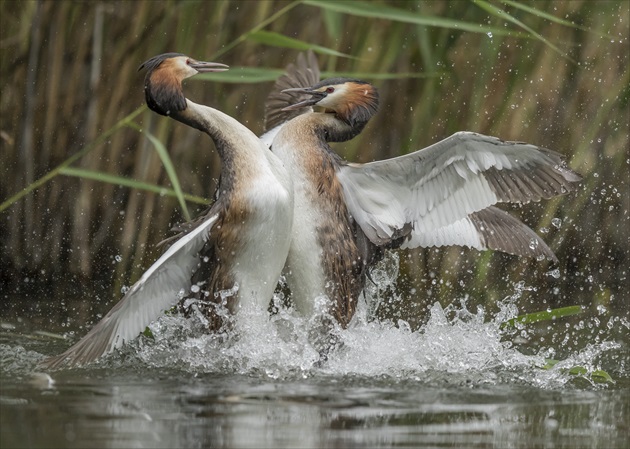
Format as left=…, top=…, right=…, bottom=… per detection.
left=38, top=342, right=92, bottom=370
left=38, top=317, right=118, bottom=370
left=532, top=146, right=583, bottom=184
left=483, top=146, right=582, bottom=204
left=38, top=353, right=68, bottom=370
left=264, top=50, right=321, bottom=131
left=471, top=206, right=558, bottom=262
left=454, top=132, right=582, bottom=202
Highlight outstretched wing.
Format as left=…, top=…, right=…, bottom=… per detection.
left=40, top=213, right=219, bottom=369
left=338, top=131, right=581, bottom=256
left=261, top=51, right=320, bottom=147
left=404, top=205, right=557, bottom=261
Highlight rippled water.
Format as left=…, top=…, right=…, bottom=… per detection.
left=2, top=284, right=628, bottom=449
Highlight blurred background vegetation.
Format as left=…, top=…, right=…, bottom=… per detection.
left=1, top=0, right=628, bottom=330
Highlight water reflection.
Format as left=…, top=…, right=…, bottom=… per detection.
left=2, top=372, right=628, bottom=449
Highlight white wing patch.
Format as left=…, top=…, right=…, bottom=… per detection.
left=402, top=216, right=483, bottom=250
left=339, top=131, right=580, bottom=247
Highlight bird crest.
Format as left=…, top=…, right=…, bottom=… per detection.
left=138, top=53, right=227, bottom=116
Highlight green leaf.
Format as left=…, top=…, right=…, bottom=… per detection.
left=590, top=369, right=614, bottom=383
left=322, top=7, right=343, bottom=40
left=473, top=0, right=575, bottom=62
left=304, top=0, right=528, bottom=37
left=543, top=359, right=614, bottom=383
left=211, top=1, right=302, bottom=59
left=196, top=67, right=285, bottom=83
left=143, top=130, right=191, bottom=221
left=320, top=70, right=443, bottom=80
left=196, top=67, right=441, bottom=84
left=501, top=305, right=583, bottom=329
left=247, top=30, right=356, bottom=59
left=500, top=0, right=617, bottom=39
left=59, top=167, right=210, bottom=205
left=0, top=106, right=145, bottom=213
left=500, top=0, right=580, bottom=28
left=142, top=327, right=154, bottom=339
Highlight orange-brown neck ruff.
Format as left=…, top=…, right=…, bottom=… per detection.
left=318, top=82, right=378, bottom=142
left=145, top=58, right=188, bottom=116
left=333, top=82, right=379, bottom=127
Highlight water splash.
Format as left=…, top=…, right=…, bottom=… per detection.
left=363, top=251, right=400, bottom=320
left=96, top=290, right=618, bottom=388
left=325, top=300, right=540, bottom=378
left=2, top=274, right=623, bottom=389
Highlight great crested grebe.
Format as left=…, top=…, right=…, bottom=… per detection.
left=265, top=52, right=581, bottom=329
left=41, top=54, right=293, bottom=368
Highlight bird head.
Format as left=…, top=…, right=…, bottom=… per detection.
left=138, top=53, right=228, bottom=116
left=281, top=78, right=379, bottom=128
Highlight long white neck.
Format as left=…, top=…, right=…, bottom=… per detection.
left=172, top=100, right=278, bottom=188
left=173, top=100, right=294, bottom=315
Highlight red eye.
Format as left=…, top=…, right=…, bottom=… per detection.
left=325, top=87, right=335, bottom=93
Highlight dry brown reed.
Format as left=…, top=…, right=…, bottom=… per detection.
left=1, top=1, right=628, bottom=325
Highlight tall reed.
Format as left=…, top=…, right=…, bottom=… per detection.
left=1, top=1, right=627, bottom=324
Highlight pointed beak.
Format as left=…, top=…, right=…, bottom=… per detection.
left=188, top=59, right=229, bottom=73
left=281, top=87, right=326, bottom=111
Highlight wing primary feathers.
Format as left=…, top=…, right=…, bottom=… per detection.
left=470, top=206, right=557, bottom=262
left=39, top=214, right=219, bottom=369
left=340, top=131, right=581, bottom=253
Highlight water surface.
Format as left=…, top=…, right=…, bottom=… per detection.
left=1, top=294, right=628, bottom=448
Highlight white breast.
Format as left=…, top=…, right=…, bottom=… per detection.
left=271, top=135, right=327, bottom=317
left=230, top=150, right=294, bottom=312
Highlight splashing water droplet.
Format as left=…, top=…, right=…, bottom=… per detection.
left=547, top=269, right=561, bottom=279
